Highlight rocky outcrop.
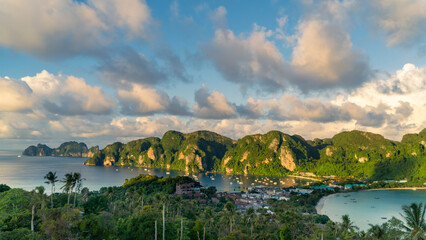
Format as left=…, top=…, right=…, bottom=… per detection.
left=23, top=142, right=99, bottom=158
left=279, top=146, right=296, bottom=171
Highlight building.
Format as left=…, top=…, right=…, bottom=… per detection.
left=175, top=182, right=201, bottom=197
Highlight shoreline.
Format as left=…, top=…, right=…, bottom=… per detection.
left=315, top=193, right=336, bottom=214
left=288, top=175, right=320, bottom=181
left=364, top=187, right=426, bottom=191
left=315, top=187, right=426, bottom=214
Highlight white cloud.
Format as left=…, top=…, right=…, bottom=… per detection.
left=204, top=26, right=287, bottom=92
left=291, top=19, right=371, bottom=90
left=20, top=71, right=116, bottom=115
left=209, top=6, right=227, bottom=28
left=368, top=0, right=426, bottom=47
left=22, top=70, right=60, bottom=96
left=117, top=83, right=190, bottom=115
left=193, top=85, right=236, bottom=119
left=0, top=0, right=152, bottom=59
left=0, top=77, right=33, bottom=112
left=117, top=84, right=169, bottom=114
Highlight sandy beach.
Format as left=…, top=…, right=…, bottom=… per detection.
left=315, top=193, right=338, bottom=214
left=288, top=175, right=320, bottom=182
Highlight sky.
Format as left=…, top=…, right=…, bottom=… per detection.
left=0, top=0, right=426, bottom=150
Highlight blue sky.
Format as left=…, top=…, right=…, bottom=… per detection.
left=0, top=0, right=426, bottom=149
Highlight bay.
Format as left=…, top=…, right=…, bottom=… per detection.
left=317, top=189, right=426, bottom=231
left=0, top=151, right=312, bottom=192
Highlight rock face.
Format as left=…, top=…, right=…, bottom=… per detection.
left=83, top=128, right=426, bottom=178
left=85, top=130, right=234, bottom=172
left=23, top=142, right=99, bottom=158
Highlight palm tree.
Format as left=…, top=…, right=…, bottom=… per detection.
left=401, top=203, right=426, bottom=240
left=225, top=202, right=236, bottom=234
left=44, top=171, right=58, bottom=208
left=125, top=187, right=136, bottom=213
left=339, top=214, right=358, bottom=239
left=246, top=207, right=255, bottom=237
left=154, top=192, right=169, bottom=240
left=72, top=172, right=84, bottom=208
left=368, top=224, right=388, bottom=240
left=61, top=173, right=74, bottom=204
left=31, top=186, right=45, bottom=232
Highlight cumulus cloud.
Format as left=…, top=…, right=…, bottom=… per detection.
left=99, top=49, right=167, bottom=87
left=117, top=83, right=190, bottom=116
left=204, top=17, right=371, bottom=92
left=0, top=0, right=152, bottom=59
left=209, top=6, right=227, bottom=29
left=99, top=47, right=190, bottom=87
left=0, top=77, right=33, bottom=112
left=291, top=19, right=372, bottom=90
left=20, top=70, right=116, bottom=116
left=368, top=0, right=426, bottom=47
left=193, top=85, right=236, bottom=119
left=203, top=26, right=288, bottom=92
left=236, top=98, right=265, bottom=119
left=44, top=76, right=116, bottom=115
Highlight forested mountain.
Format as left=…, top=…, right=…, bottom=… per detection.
left=85, top=129, right=426, bottom=182
left=23, top=141, right=99, bottom=158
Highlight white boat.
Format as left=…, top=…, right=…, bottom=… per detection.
left=115, top=169, right=118, bottom=171
left=166, top=172, right=170, bottom=175
left=17, top=155, right=21, bottom=158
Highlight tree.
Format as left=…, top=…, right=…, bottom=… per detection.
left=401, top=203, right=426, bottom=240
left=368, top=224, right=388, bottom=240
left=44, top=172, right=58, bottom=208
left=61, top=173, right=74, bottom=204
left=30, top=186, right=45, bottom=232
left=339, top=214, right=358, bottom=239
left=0, top=184, right=11, bottom=193
left=280, top=225, right=292, bottom=240
left=246, top=207, right=255, bottom=237
left=225, top=202, right=236, bottom=234
left=154, top=192, right=169, bottom=240
left=72, top=172, right=84, bottom=208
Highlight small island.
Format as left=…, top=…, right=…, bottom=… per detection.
left=22, top=141, right=99, bottom=158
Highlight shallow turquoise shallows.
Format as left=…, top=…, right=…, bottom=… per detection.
left=317, top=189, right=426, bottom=231
left=0, top=151, right=311, bottom=192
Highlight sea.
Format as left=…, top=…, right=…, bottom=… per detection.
left=317, top=189, right=426, bottom=231
left=0, top=151, right=311, bottom=192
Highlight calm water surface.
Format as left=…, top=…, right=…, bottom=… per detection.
left=318, top=189, right=426, bottom=231
left=0, top=151, right=312, bottom=192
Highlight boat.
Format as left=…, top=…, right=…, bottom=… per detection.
left=115, top=169, right=118, bottom=171
left=381, top=217, right=387, bottom=220
left=343, top=194, right=351, bottom=197
left=17, top=155, right=21, bottom=158
left=166, top=172, right=170, bottom=175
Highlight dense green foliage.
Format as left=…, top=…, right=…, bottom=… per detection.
left=1, top=173, right=423, bottom=240
left=85, top=129, right=426, bottom=182
left=23, top=141, right=99, bottom=157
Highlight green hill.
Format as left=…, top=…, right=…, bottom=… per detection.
left=84, top=129, right=426, bottom=182
left=23, top=141, right=99, bottom=157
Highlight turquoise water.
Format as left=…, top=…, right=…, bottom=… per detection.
left=318, top=190, right=426, bottom=231
left=0, top=151, right=311, bottom=192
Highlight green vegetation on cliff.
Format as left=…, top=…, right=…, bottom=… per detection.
left=23, top=141, right=99, bottom=157
left=85, top=129, right=426, bottom=182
